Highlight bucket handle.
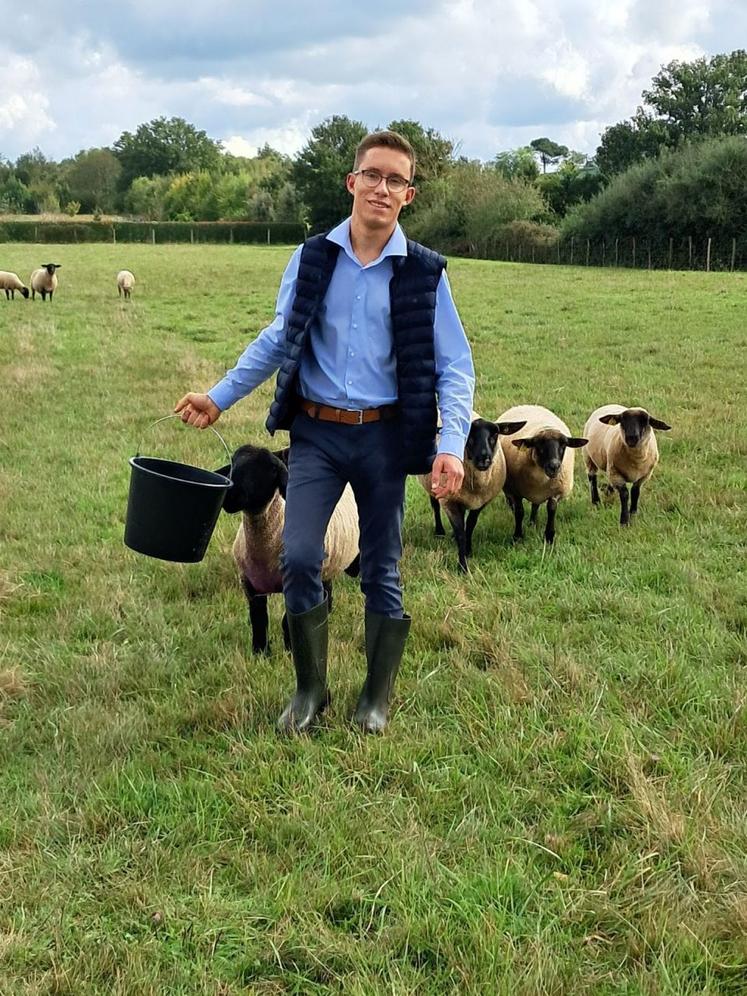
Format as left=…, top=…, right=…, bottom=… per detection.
left=136, top=415, right=233, bottom=481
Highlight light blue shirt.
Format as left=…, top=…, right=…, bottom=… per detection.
left=208, top=218, right=475, bottom=459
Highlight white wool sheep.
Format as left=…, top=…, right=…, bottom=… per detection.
left=117, top=270, right=135, bottom=299
left=498, top=404, right=587, bottom=544
left=217, top=444, right=360, bottom=654
left=0, top=271, right=29, bottom=300
left=417, top=413, right=526, bottom=572
left=583, top=404, right=671, bottom=525
left=30, top=263, right=62, bottom=301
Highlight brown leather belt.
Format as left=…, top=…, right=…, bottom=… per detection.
left=299, top=398, right=398, bottom=425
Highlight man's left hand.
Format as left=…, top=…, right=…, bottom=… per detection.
left=430, top=453, right=464, bottom=500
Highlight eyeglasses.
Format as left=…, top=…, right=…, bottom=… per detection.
left=352, top=168, right=411, bottom=194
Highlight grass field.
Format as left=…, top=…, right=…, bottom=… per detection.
left=1, top=243, right=745, bottom=994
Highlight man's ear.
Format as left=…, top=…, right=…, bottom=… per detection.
left=345, top=172, right=356, bottom=196
left=404, top=184, right=416, bottom=207
left=599, top=413, right=621, bottom=425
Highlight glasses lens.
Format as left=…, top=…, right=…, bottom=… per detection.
left=360, top=169, right=409, bottom=193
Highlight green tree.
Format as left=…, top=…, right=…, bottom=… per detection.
left=113, top=117, right=222, bottom=189
left=493, top=147, right=540, bottom=182
left=125, top=175, right=171, bottom=220
left=64, top=148, right=121, bottom=213
left=293, top=115, right=367, bottom=232
left=530, top=137, right=569, bottom=173
left=597, top=50, right=747, bottom=175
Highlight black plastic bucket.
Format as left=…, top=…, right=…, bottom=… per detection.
left=124, top=416, right=232, bottom=563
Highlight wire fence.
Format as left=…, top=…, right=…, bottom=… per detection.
left=492, top=235, right=747, bottom=272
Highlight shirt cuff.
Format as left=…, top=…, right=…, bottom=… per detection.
left=436, top=432, right=466, bottom=460
left=207, top=384, right=234, bottom=412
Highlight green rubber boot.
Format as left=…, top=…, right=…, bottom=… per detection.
left=353, top=610, right=411, bottom=733
left=278, top=599, right=329, bottom=734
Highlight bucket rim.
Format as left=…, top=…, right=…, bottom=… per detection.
left=129, top=455, right=231, bottom=489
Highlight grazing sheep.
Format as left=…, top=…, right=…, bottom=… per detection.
left=117, top=270, right=135, bottom=299
left=0, top=271, right=30, bottom=300
left=30, top=263, right=62, bottom=301
left=418, top=414, right=526, bottom=572
left=216, top=444, right=360, bottom=654
left=583, top=405, right=671, bottom=525
left=498, top=404, right=588, bottom=544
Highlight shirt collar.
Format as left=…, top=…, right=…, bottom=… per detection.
left=326, top=217, right=407, bottom=266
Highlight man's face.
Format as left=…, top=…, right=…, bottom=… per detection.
left=346, top=146, right=416, bottom=230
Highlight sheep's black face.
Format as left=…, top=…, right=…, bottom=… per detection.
left=21, top=287, right=29, bottom=298
left=218, top=445, right=288, bottom=515
left=619, top=409, right=650, bottom=448
left=465, top=419, right=499, bottom=471
left=533, top=436, right=566, bottom=478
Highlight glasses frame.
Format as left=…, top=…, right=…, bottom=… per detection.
left=351, top=168, right=413, bottom=194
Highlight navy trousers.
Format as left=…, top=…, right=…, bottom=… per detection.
left=282, top=412, right=407, bottom=617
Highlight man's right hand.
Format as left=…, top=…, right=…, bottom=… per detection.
left=174, top=393, right=222, bottom=428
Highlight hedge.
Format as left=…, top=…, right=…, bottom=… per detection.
left=0, top=220, right=306, bottom=245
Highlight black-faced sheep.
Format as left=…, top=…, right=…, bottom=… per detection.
left=0, top=271, right=30, bottom=300
left=498, top=404, right=587, bottom=544
left=583, top=405, right=671, bottom=525
left=30, top=263, right=62, bottom=301
left=216, top=444, right=360, bottom=654
left=117, top=270, right=135, bottom=299
left=418, top=415, right=526, bottom=572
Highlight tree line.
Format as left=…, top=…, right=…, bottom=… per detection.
left=1, top=50, right=745, bottom=258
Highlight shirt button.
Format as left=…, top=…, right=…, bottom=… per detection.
left=347, top=380, right=352, bottom=386
left=352, top=323, right=358, bottom=329
left=356, top=295, right=361, bottom=300
left=350, top=351, right=355, bottom=357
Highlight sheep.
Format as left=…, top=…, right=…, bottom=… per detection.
left=0, top=271, right=29, bottom=300
left=418, top=414, right=526, bottom=572
left=583, top=405, right=671, bottom=525
left=216, top=444, right=360, bottom=654
left=30, top=263, right=62, bottom=301
left=498, top=404, right=588, bottom=545
left=117, top=270, right=135, bottom=299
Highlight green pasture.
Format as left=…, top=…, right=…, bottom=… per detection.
left=1, top=244, right=745, bottom=994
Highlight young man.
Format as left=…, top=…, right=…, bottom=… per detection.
left=176, top=130, right=475, bottom=734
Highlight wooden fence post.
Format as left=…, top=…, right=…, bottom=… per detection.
left=614, top=237, right=618, bottom=266
left=647, top=244, right=652, bottom=270
left=731, top=237, right=736, bottom=272
left=632, top=236, right=636, bottom=268
left=586, top=239, right=590, bottom=265
left=112, top=225, right=116, bottom=245
left=570, top=236, right=574, bottom=265
left=267, top=227, right=271, bottom=245
left=557, top=240, right=561, bottom=264
left=151, top=227, right=156, bottom=245
left=706, top=237, right=712, bottom=272
left=601, top=240, right=606, bottom=266
left=190, top=228, right=194, bottom=245
left=668, top=238, right=673, bottom=269
left=688, top=235, right=693, bottom=268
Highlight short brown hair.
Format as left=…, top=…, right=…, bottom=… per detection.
left=353, top=130, right=416, bottom=181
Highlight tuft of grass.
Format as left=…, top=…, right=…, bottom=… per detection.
left=0, top=244, right=745, bottom=993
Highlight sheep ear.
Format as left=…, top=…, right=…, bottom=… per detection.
left=276, top=460, right=289, bottom=499
left=565, top=437, right=588, bottom=448
left=512, top=437, right=535, bottom=449
left=497, top=420, right=526, bottom=436
left=599, top=413, right=620, bottom=425
left=649, top=417, right=671, bottom=431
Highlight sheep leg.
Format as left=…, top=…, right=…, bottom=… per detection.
left=4, top=289, right=9, bottom=300
left=430, top=496, right=445, bottom=535
left=589, top=473, right=601, bottom=505
left=529, top=503, right=540, bottom=525
left=41, top=290, right=47, bottom=301
left=630, top=481, right=641, bottom=516
left=544, top=498, right=557, bottom=544
left=509, top=494, right=525, bottom=541
left=465, top=508, right=482, bottom=557
left=617, top=484, right=630, bottom=526
left=241, top=578, right=270, bottom=654
left=444, top=502, right=469, bottom=573
left=118, top=286, right=122, bottom=297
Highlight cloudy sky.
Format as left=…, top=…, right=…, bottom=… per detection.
left=0, top=0, right=742, bottom=164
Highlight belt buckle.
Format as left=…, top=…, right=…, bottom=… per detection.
left=354, top=408, right=364, bottom=424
